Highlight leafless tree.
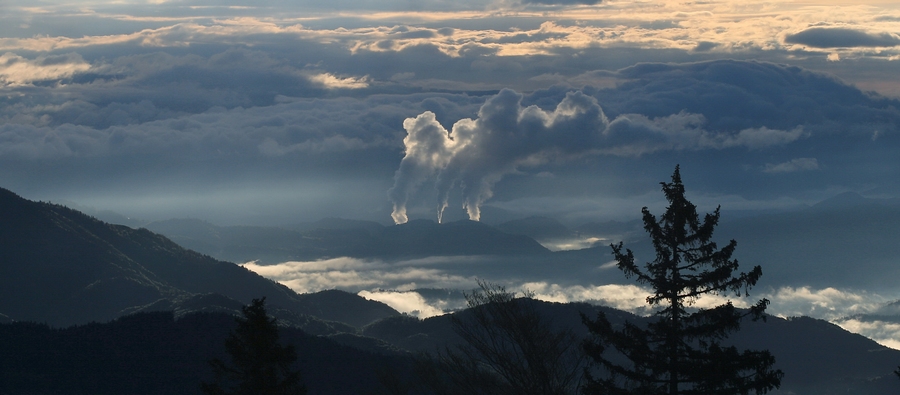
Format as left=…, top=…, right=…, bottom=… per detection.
left=418, top=280, right=586, bottom=395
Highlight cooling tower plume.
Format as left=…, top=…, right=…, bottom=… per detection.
left=388, top=89, right=609, bottom=224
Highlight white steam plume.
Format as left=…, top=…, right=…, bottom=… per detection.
left=388, top=88, right=609, bottom=224
left=387, top=111, right=458, bottom=224
left=388, top=89, right=806, bottom=224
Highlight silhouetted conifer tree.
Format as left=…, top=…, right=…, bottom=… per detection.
left=202, top=298, right=306, bottom=395
left=582, top=166, right=782, bottom=395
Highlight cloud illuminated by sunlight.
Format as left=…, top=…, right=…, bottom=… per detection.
left=358, top=290, right=448, bottom=318
left=763, top=286, right=886, bottom=320
left=308, top=73, right=370, bottom=89
left=835, top=318, right=900, bottom=350
left=242, top=258, right=475, bottom=293
left=5, top=1, right=900, bottom=62
left=244, top=258, right=900, bottom=347
left=0, top=52, right=91, bottom=85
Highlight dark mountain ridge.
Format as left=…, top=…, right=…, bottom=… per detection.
left=361, top=298, right=900, bottom=394
left=0, top=187, right=398, bottom=327
left=0, top=310, right=413, bottom=395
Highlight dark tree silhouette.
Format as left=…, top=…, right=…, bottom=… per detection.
left=202, top=298, right=306, bottom=395
left=418, top=281, right=585, bottom=395
left=582, top=166, right=783, bottom=395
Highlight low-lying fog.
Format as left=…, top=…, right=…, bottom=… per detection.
left=243, top=254, right=900, bottom=350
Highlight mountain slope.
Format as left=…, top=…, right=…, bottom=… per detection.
left=362, top=299, right=900, bottom=395
left=0, top=187, right=398, bottom=327
left=0, top=311, right=414, bottom=395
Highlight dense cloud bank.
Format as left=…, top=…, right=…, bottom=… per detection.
left=1, top=0, right=899, bottom=223
left=2, top=56, right=899, bottom=223
left=388, top=61, right=900, bottom=222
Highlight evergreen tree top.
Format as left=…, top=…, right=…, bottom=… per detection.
left=582, top=166, right=782, bottom=395
left=202, top=298, right=307, bottom=395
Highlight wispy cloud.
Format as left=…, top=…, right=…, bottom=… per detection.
left=242, top=258, right=477, bottom=293
left=308, top=73, right=370, bottom=89
left=764, top=158, right=820, bottom=173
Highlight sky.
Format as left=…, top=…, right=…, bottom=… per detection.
left=3, top=0, right=900, bottom=345
left=2, top=0, right=899, bottom=225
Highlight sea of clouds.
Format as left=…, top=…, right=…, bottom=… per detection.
left=243, top=257, right=900, bottom=350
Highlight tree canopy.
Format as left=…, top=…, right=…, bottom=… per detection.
left=202, top=298, right=306, bottom=395
left=582, top=165, right=783, bottom=395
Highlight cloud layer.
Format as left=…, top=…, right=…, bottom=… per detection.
left=1, top=56, right=897, bottom=225
left=244, top=257, right=900, bottom=349
left=0, top=0, right=897, bottom=235
left=785, top=28, right=900, bottom=49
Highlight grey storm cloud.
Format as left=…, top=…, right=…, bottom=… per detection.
left=573, top=60, right=900, bottom=198
left=592, top=60, right=900, bottom=136
left=784, top=28, right=900, bottom=48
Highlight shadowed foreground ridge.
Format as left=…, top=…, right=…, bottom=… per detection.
left=0, top=310, right=407, bottom=395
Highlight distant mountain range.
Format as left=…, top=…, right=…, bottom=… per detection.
left=144, top=216, right=550, bottom=264
left=716, top=192, right=900, bottom=290
left=138, top=192, right=900, bottom=294
left=3, top=185, right=900, bottom=394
